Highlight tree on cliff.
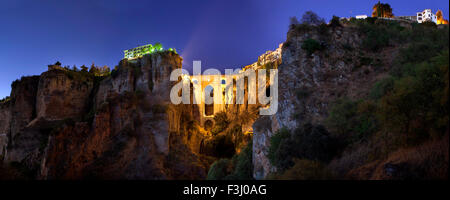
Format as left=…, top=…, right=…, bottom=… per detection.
left=80, top=65, right=88, bottom=72
left=89, top=63, right=100, bottom=75
left=290, top=16, right=300, bottom=26
left=436, top=10, right=449, bottom=24
left=372, top=1, right=394, bottom=18
left=154, top=43, right=163, bottom=51
left=300, top=11, right=325, bottom=26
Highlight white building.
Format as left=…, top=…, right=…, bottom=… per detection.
left=356, top=15, right=368, bottom=19
left=417, top=9, right=437, bottom=23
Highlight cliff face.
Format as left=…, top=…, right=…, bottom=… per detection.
left=0, top=102, right=10, bottom=157
left=252, top=23, right=399, bottom=179
left=36, top=70, right=94, bottom=121
left=2, top=51, right=212, bottom=179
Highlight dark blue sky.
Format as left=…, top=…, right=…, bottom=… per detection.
left=1, top=0, right=448, bottom=98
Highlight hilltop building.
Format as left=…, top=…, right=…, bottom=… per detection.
left=124, top=43, right=176, bottom=60
left=356, top=15, right=368, bottom=19
left=353, top=9, right=444, bottom=24
left=417, top=9, right=437, bottom=23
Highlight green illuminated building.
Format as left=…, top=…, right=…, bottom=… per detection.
left=124, top=43, right=176, bottom=59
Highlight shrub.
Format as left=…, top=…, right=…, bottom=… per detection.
left=326, top=98, right=378, bottom=143
left=369, top=76, right=395, bottom=99
left=226, top=142, right=253, bottom=180
left=0, top=96, right=10, bottom=104
left=267, top=128, right=290, bottom=166
left=329, top=15, right=341, bottom=27
left=325, top=98, right=358, bottom=135
left=290, top=124, right=341, bottom=163
left=277, top=159, right=333, bottom=180
left=207, top=142, right=254, bottom=180
left=378, top=51, right=449, bottom=145
left=211, top=112, right=229, bottom=135
left=289, top=16, right=299, bottom=28
left=363, top=28, right=390, bottom=51
left=301, top=39, right=324, bottom=55
left=268, top=124, right=341, bottom=171
left=300, top=11, right=325, bottom=25
left=207, top=159, right=231, bottom=180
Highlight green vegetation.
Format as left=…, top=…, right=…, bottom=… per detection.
left=301, top=38, right=324, bottom=55
left=300, top=11, right=325, bottom=26
left=211, top=111, right=229, bottom=135
left=270, top=159, right=333, bottom=180
left=323, top=24, right=448, bottom=178
left=0, top=96, right=10, bottom=104
left=268, top=124, right=340, bottom=172
left=267, top=127, right=290, bottom=167
left=329, top=15, right=341, bottom=28
left=207, top=142, right=253, bottom=180
left=349, top=17, right=448, bottom=52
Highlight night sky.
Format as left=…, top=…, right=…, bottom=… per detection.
left=1, top=0, right=448, bottom=98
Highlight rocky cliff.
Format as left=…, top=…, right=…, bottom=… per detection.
left=252, top=19, right=449, bottom=179
left=1, top=51, right=213, bottom=179
left=253, top=23, right=369, bottom=178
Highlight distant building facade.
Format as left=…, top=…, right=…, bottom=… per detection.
left=417, top=9, right=437, bottom=23
left=356, top=15, right=368, bottom=19
left=123, top=43, right=165, bottom=60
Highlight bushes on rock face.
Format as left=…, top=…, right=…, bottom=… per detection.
left=326, top=28, right=448, bottom=178
left=301, top=39, right=324, bottom=55
left=207, top=159, right=231, bottom=180
left=207, top=142, right=253, bottom=180
left=325, top=98, right=358, bottom=136
left=353, top=17, right=449, bottom=53
left=369, top=77, right=395, bottom=99
left=0, top=96, right=10, bottom=104
left=227, top=141, right=253, bottom=180
left=211, top=112, right=229, bottom=135
left=268, top=124, right=341, bottom=172
left=325, top=98, right=379, bottom=145
left=300, top=11, right=325, bottom=26
left=275, top=159, right=333, bottom=180
left=378, top=50, right=449, bottom=145
left=329, top=15, right=341, bottom=28
left=267, top=128, right=290, bottom=167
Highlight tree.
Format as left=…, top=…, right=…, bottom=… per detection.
left=301, top=39, right=324, bottom=55
left=300, top=11, right=325, bottom=26
left=212, top=111, right=229, bottom=135
left=154, top=43, right=163, bottom=51
left=100, top=66, right=110, bottom=74
left=80, top=65, right=88, bottom=72
left=329, top=15, right=341, bottom=27
left=372, top=1, right=394, bottom=18
left=207, top=159, right=231, bottom=180
left=289, top=16, right=300, bottom=27
left=89, top=63, right=100, bottom=75
left=72, top=65, right=78, bottom=72
left=436, top=10, right=449, bottom=24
